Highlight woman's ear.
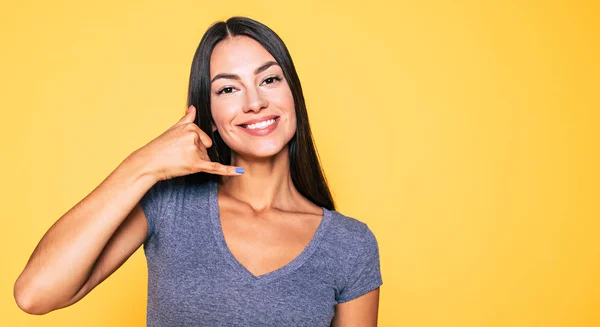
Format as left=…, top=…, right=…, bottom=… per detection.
left=211, top=122, right=217, bottom=132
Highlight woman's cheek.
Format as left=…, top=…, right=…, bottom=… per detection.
left=211, top=101, right=237, bottom=131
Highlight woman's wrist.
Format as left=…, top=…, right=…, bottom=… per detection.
left=119, top=150, right=161, bottom=187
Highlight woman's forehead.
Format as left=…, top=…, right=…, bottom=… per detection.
left=210, top=36, right=277, bottom=76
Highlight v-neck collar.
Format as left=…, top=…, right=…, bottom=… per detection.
left=208, top=180, right=331, bottom=285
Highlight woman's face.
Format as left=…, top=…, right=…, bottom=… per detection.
left=209, top=36, right=296, bottom=159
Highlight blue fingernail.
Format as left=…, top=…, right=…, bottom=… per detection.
left=236, top=168, right=244, bottom=174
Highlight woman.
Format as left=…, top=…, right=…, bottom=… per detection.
left=14, top=16, right=383, bottom=326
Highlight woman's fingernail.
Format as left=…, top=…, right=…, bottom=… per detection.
left=236, top=168, right=244, bottom=174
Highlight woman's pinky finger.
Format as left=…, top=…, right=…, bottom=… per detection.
left=199, top=161, right=244, bottom=176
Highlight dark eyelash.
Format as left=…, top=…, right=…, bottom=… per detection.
left=216, top=87, right=234, bottom=95
left=264, top=76, right=282, bottom=84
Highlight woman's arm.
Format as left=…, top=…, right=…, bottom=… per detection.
left=13, top=106, right=241, bottom=315
left=331, top=288, right=380, bottom=326
left=13, top=152, right=158, bottom=315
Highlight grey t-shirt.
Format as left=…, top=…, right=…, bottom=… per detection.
left=140, top=176, right=383, bottom=326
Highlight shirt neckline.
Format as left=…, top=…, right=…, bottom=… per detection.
left=208, top=180, right=332, bottom=285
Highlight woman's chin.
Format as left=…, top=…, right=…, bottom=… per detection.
left=233, top=142, right=288, bottom=160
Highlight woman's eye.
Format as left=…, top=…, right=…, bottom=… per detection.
left=262, top=76, right=282, bottom=85
left=216, top=87, right=234, bottom=95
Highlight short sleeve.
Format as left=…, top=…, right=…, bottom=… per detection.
left=337, top=224, right=383, bottom=303
left=139, top=177, right=176, bottom=241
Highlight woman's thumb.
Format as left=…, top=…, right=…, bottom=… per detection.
left=175, top=105, right=196, bottom=126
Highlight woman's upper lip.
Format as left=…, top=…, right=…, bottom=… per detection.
left=238, top=115, right=280, bottom=126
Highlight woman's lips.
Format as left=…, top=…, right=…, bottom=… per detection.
left=238, top=115, right=280, bottom=126
left=238, top=117, right=280, bottom=136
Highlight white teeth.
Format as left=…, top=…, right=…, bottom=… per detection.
left=245, top=118, right=276, bottom=130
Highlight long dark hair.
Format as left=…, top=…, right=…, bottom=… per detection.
left=185, top=16, right=335, bottom=211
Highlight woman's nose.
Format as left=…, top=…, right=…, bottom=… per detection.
left=243, top=86, right=268, bottom=113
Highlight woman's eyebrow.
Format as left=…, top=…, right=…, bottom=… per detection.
left=211, top=61, right=279, bottom=84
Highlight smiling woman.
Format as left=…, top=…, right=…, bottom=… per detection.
left=14, top=16, right=382, bottom=327
left=209, top=41, right=296, bottom=159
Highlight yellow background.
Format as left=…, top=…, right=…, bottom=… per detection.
left=1, top=0, right=598, bottom=326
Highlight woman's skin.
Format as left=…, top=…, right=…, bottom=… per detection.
left=14, top=35, right=379, bottom=325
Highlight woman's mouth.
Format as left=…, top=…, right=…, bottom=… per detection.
left=238, top=116, right=280, bottom=136
left=243, top=118, right=277, bottom=130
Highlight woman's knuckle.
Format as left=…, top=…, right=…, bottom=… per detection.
left=187, top=144, right=197, bottom=153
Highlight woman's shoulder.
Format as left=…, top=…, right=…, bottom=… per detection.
left=323, top=209, right=380, bottom=255
left=326, top=209, right=375, bottom=239
left=141, top=174, right=214, bottom=217
left=141, top=175, right=215, bottom=240
left=322, top=209, right=383, bottom=303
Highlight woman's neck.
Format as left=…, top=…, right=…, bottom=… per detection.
left=219, top=145, right=303, bottom=213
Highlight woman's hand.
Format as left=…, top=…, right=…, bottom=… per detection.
left=133, top=105, right=243, bottom=181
